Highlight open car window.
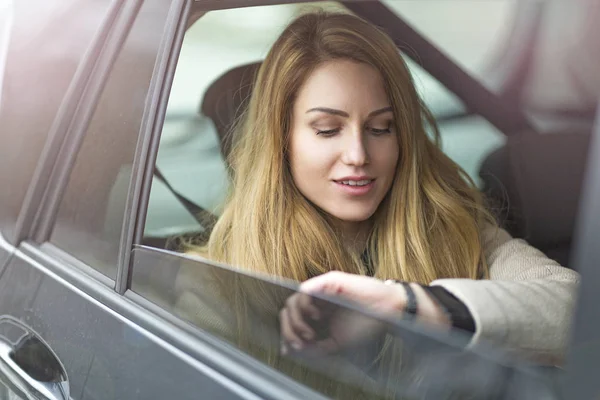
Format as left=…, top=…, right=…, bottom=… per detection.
left=142, top=2, right=506, bottom=240
left=382, top=0, right=517, bottom=115
left=131, top=245, right=557, bottom=400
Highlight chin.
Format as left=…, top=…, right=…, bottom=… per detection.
left=329, top=209, right=376, bottom=223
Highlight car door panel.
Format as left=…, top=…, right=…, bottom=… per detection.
left=0, top=254, right=43, bottom=318
left=0, top=234, right=14, bottom=275
left=0, top=250, right=261, bottom=400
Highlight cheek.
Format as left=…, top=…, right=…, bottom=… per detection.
left=372, top=137, right=400, bottom=173
left=289, top=135, right=335, bottom=182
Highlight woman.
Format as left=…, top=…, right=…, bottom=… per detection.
left=177, top=10, right=578, bottom=384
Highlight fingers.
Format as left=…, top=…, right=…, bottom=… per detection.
left=299, top=271, right=348, bottom=295
left=286, top=294, right=318, bottom=340
left=279, top=293, right=319, bottom=354
left=279, top=308, right=303, bottom=355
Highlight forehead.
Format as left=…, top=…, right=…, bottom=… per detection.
left=294, top=60, right=390, bottom=111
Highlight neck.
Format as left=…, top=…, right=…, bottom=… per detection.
left=334, top=219, right=372, bottom=253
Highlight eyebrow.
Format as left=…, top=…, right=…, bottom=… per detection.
left=306, top=106, right=393, bottom=118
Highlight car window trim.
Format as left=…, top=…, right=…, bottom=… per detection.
left=36, top=242, right=115, bottom=288
left=192, top=0, right=317, bottom=12
left=121, top=0, right=192, bottom=294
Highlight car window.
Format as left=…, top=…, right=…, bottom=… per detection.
left=130, top=245, right=555, bottom=399
left=0, top=0, right=113, bottom=242
left=142, top=2, right=505, bottom=241
left=382, top=0, right=516, bottom=95
left=386, top=1, right=600, bottom=124
left=50, top=0, right=173, bottom=279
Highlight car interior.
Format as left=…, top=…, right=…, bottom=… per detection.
left=141, top=1, right=593, bottom=274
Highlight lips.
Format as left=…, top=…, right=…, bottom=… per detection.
left=333, top=177, right=375, bottom=195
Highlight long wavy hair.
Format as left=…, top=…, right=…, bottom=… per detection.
left=195, top=11, right=493, bottom=283
left=185, top=10, right=495, bottom=398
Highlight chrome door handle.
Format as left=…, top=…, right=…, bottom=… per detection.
left=0, top=316, right=69, bottom=400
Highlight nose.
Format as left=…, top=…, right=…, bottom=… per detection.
left=341, top=129, right=370, bottom=166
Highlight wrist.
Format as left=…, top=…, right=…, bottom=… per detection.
left=383, top=279, right=409, bottom=314
left=384, top=280, right=418, bottom=315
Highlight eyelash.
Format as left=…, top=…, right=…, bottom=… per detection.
left=316, top=128, right=340, bottom=136
left=369, top=127, right=391, bottom=135
left=316, top=126, right=392, bottom=136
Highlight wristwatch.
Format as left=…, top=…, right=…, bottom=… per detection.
left=384, top=279, right=418, bottom=314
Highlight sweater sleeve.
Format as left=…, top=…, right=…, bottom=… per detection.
left=429, top=226, right=580, bottom=364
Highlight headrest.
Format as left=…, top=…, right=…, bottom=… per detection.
left=201, top=63, right=261, bottom=161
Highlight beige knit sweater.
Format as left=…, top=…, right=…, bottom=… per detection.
left=431, top=226, right=579, bottom=364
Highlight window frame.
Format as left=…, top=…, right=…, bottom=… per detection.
left=125, top=1, right=599, bottom=398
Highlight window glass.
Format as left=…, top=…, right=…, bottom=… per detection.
left=50, top=0, right=173, bottom=278
left=0, top=0, right=113, bottom=241
left=383, top=0, right=516, bottom=83
left=143, top=2, right=505, bottom=242
left=131, top=246, right=554, bottom=399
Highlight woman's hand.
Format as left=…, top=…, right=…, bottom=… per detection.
left=279, top=271, right=451, bottom=355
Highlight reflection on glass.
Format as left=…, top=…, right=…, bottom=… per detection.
left=132, top=247, right=555, bottom=399
left=0, top=381, right=25, bottom=400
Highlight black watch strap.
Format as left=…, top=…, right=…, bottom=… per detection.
left=385, top=280, right=418, bottom=314
left=400, top=282, right=418, bottom=314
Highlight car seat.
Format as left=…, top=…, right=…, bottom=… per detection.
left=479, top=130, right=591, bottom=269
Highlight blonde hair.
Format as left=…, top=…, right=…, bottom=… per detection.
left=187, top=11, right=495, bottom=398
left=196, top=12, right=493, bottom=283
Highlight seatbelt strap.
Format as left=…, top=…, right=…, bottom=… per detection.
left=153, top=167, right=216, bottom=225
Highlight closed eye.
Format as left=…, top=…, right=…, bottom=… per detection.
left=366, top=118, right=393, bottom=135
left=368, top=122, right=392, bottom=135
left=369, top=127, right=391, bottom=135
left=316, top=128, right=341, bottom=136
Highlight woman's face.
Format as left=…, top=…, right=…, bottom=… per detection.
left=289, top=60, right=400, bottom=227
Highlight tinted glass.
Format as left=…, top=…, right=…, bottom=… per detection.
left=0, top=0, right=113, bottom=241
left=51, top=0, right=173, bottom=278
left=131, top=246, right=557, bottom=399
